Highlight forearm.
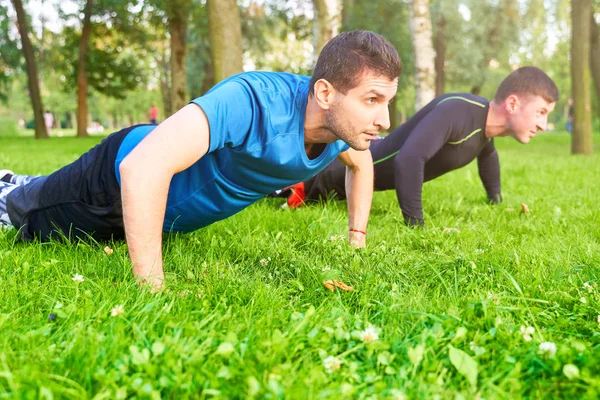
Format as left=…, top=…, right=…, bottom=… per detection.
left=345, top=164, right=373, bottom=230
left=120, top=164, right=172, bottom=287
left=345, top=162, right=373, bottom=247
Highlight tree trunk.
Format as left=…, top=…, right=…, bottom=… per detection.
left=168, top=0, right=190, bottom=114
left=571, top=0, right=593, bottom=154
left=201, top=59, right=215, bottom=95
left=409, top=0, right=436, bottom=110
left=433, top=13, right=445, bottom=96
left=11, top=0, right=48, bottom=139
left=76, top=0, right=92, bottom=137
left=589, top=14, right=600, bottom=108
left=342, top=0, right=353, bottom=29
left=158, top=43, right=172, bottom=117
left=207, top=0, right=243, bottom=84
left=312, top=0, right=342, bottom=59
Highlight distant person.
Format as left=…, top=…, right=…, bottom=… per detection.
left=565, top=98, right=573, bottom=134
left=149, top=105, right=159, bottom=125
left=0, top=31, right=401, bottom=291
left=278, top=67, right=558, bottom=226
left=43, top=110, right=54, bottom=132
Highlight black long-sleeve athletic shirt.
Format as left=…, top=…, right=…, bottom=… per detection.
left=304, top=93, right=501, bottom=225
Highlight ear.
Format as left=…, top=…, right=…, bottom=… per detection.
left=312, top=79, right=337, bottom=110
left=505, top=95, right=520, bottom=114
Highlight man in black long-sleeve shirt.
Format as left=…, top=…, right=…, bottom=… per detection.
left=281, top=66, right=558, bottom=225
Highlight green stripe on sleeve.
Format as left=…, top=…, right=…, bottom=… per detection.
left=437, top=96, right=486, bottom=108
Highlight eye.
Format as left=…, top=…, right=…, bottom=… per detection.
left=366, top=97, right=377, bottom=104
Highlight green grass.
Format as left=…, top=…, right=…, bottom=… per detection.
left=1, top=132, right=600, bottom=399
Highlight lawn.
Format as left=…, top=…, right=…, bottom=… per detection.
left=1, top=132, right=600, bottom=399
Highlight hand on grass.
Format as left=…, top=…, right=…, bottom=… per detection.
left=138, top=275, right=165, bottom=293
left=349, top=230, right=366, bottom=248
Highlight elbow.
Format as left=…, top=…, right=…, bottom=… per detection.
left=119, top=157, right=137, bottom=182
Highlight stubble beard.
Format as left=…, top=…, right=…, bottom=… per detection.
left=325, top=107, right=369, bottom=151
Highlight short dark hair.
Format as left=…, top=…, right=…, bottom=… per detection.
left=494, top=66, right=559, bottom=103
left=309, top=31, right=402, bottom=95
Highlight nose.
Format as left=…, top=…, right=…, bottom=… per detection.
left=537, top=116, right=548, bottom=132
left=376, top=105, right=391, bottom=131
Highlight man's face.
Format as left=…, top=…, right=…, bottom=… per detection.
left=507, top=94, right=556, bottom=144
left=326, top=72, right=398, bottom=151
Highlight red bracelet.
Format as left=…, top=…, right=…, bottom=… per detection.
left=349, top=229, right=367, bottom=235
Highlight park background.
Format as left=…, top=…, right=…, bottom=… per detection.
left=1, top=0, right=600, bottom=399
left=0, top=0, right=597, bottom=152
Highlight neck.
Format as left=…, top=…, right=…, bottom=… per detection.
left=303, top=95, right=338, bottom=146
left=485, top=101, right=510, bottom=138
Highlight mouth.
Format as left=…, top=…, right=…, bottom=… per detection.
left=363, top=132, right=380, bottom=139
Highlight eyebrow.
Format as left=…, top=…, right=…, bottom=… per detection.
left=365, top=90, right=389, bottom=99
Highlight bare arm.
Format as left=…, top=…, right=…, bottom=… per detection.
left=119, top=104, right=210, bottom=290
left=338, top=148, right=374, bottom=248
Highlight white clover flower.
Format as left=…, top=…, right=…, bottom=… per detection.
left=110, top=305, right=125, bottom=317
left=563, top=364, right=580, bottom=380
left=72, top=274, right=84, bottom=283
left=539, top=342, right=557, bottom=358
left=520, top=325, right=535, bottom=342
left=389, top=390, right=407, bottom=400
left=321, top=265, right=331, bottom=272
left=259, top=258, right=271, bottom=266
left=323, top=356, right=342, bottom=373
left=359, top=326, right=379, bottom=343
left=330, top=234, right=345, bottom=242
left=469, top=341, right=486, bottom=356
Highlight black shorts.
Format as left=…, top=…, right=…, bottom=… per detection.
left=7, top=125, right=145, bottom=242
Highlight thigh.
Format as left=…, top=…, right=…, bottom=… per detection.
left=6, top=126, right=136, bottom=241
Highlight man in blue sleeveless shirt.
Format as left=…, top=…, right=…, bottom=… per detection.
left=0, top=31, right=401, bottom=290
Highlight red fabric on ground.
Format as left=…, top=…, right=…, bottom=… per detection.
left=286, top=182, right=306, bottom=208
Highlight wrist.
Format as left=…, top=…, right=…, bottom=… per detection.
left=349, top=228, right=366, bottom=235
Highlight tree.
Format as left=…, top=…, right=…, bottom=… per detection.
left=589, top=14, right=600, bottom=107
left=313, top=0, right=342, bottom=57
left=11, top=0, right=48, bottom=139
left=0, top=3, right=20, bottom=102
left=442, top=0, right=519, bottom=97
left=430, top=0, right=451, bottom=96
left=408, top=0, right=435, bottom=109
left=207, top=0, right=243, bottom=84
left=522, top=0, right=547, bottom=65
left=76, top=0, right=92, bottom=137
left=571, top=0, right=593, bottom=154
left=167, top=0, right=191, bottom=113
left=51, top=0, right=151, bottom=134
left=342, top=0, right=414, bottom=124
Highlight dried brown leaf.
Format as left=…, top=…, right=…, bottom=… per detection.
left=521, top=203, right=530, bottom=213
left=104, top=246, right=114, bottom=255
left=323, top=279, right=354, bottom=292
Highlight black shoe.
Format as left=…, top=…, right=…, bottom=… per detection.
left=0, top=170, right=14, bottom=183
